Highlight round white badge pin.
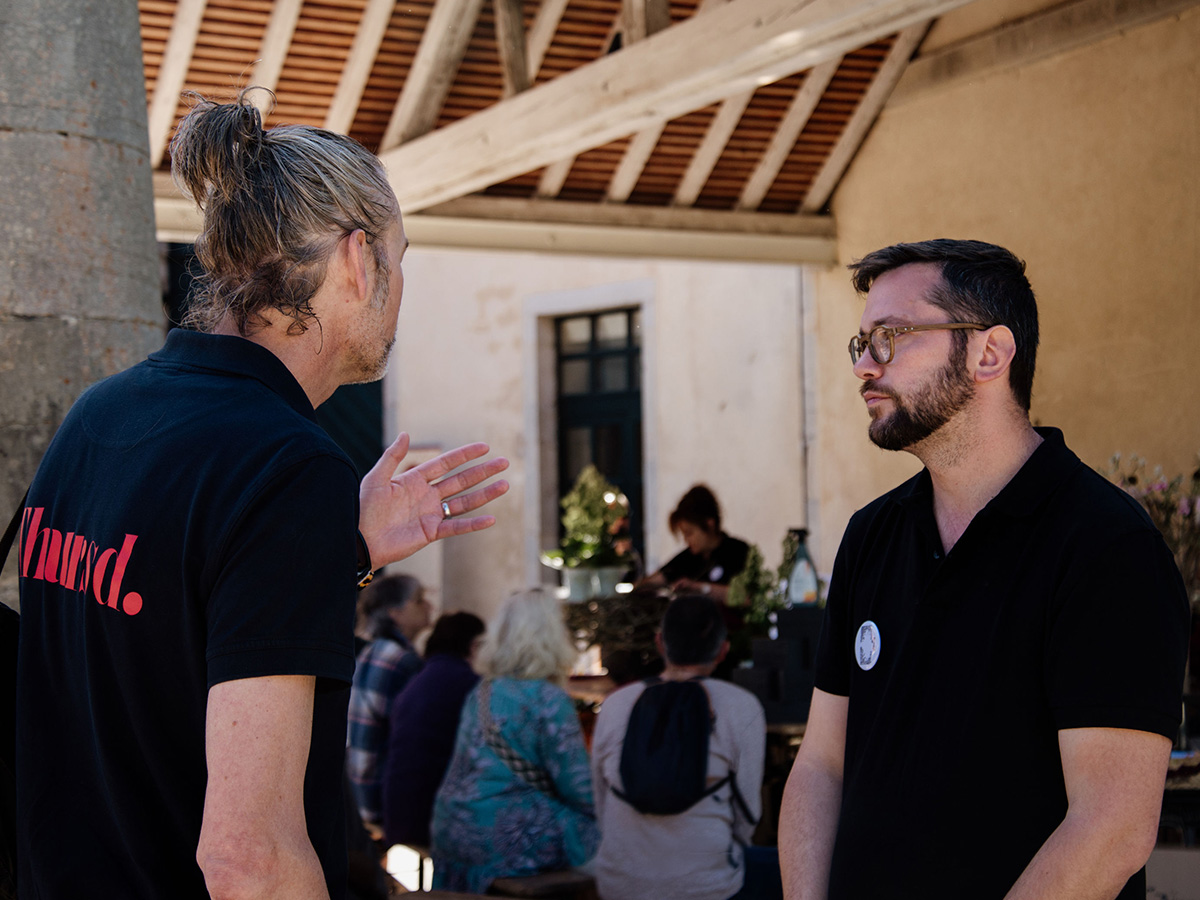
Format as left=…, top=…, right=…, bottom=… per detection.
left=855, top=620, right=881, bottom=671
left=709, top=565, right=724, bottom=582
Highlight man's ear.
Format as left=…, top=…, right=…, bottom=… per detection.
left=973, top=325, right=1017, bottom=386
left=332, top=229, right=371, bottom=304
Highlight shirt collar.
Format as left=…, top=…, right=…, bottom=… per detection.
left=893, top=426, right=1081, bottom=521
left=987, top=426, right=1081, bottom=518
left=149, top=329, right=316, bottom=422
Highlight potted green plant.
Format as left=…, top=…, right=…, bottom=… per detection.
left=541, top=465, right=633, bottom=601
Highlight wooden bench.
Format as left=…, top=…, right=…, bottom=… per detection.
left=488, top=869, right=598, bottom=900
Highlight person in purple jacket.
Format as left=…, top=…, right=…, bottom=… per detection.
left=381, top=611, right=486, bottom=847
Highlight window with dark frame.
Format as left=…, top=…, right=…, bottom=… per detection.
left=555, top=308, right=645, bottom=559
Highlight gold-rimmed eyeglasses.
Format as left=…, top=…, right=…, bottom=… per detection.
left=848, top=323, right=987, bottom=366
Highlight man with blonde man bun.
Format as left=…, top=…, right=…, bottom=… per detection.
left=16, top=89, right=508, bottom=900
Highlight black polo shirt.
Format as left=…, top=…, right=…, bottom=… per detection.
left=17, top=330, right=359, bottom=899
left=815, top=427, right=1188, bottom=899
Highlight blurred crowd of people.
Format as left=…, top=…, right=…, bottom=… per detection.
left=347, top=505, right=778, bottom=900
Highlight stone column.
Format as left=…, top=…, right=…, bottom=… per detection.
left=0, top=0, right=162, bottom=610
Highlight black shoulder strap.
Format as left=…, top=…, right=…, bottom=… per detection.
left=0, top=491, right=28, bottom=581
left=477, top=679, right=557, bottom=797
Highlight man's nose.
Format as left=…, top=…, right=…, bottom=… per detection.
left=853, top=346, right=883, bottom=381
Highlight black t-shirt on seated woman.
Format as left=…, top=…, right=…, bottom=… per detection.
left=659, top=534, right=750, bottom=586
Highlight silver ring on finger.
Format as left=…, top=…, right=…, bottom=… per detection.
left=441, top=500, right=452, bottom=519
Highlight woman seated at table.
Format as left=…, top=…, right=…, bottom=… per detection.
left=640, top=484, right=750, bottom=604
left=381, top=611, right=486, bottom=848
left=430, top=589, right=599, bottom=894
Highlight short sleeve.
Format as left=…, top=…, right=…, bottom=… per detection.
left=813, top=532, right=855, bottom=697
left=1046, top=528, right=1189, bottom=739
left=205, top=454, right=359, bottom=688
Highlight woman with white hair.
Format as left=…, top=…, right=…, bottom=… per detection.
left=431, top=589, right=599, bottom=893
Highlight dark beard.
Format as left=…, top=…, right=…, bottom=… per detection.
left=864, top=347, right=974, bottom=451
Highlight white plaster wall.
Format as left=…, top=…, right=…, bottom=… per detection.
left=384, top=248, right=806, bottom=619
left=808, top=6, right=1200, bottom=572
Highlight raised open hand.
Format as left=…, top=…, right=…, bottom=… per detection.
left=358, top=433, right=510, bottom=568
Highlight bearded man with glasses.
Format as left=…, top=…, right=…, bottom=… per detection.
left=779, top=239, right=1187, bottom=900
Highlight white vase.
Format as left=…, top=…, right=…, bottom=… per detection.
left=562, top=565, right=627, bottom=601
left=591, top=566, right=627, bottom=599
left=563, top=567, right=594, bottom=602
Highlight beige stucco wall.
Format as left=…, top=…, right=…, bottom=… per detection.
left=809, top=6, right=1200, bottom=572
left=384, top=249, right=807, bottom=619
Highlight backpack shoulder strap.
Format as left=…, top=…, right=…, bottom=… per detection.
left=695, top=678, right=756, bottom=825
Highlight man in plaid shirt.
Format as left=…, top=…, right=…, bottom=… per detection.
left=347, top=574, right=432, bottom=835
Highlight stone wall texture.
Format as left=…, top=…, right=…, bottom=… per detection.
left=0, top=0, right=163, bottom=610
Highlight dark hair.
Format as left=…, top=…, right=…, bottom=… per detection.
left=660, top=595, right=727, bottom=666
left=848, top=239, right=1039, bottom=412
left=169, top=87, right=396, bottom=336
left=357, top=574, right=422, bottom=639
left=424, top=612, right=485, bottom=658
left=668, top=484, right=721, bottom=536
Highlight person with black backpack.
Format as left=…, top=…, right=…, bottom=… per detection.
left=591, top=595, right=775, bottom=900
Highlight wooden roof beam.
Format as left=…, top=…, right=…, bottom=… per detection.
left=249, top=0, right=304, bottom=115
left=608, top=0, right=697, bottom=203
left=537, top=158, right=574, bottom=197
left=151, top=177, right=836, bottom=263
left=380, top=0, right=487, bottom=149
left=672, top=0, right=748, bottom=207
left=607, top=122, right=666, bottom=201
left=739, top=56, right=840, bottom=210
left=324, top=0, right=398, bottom=134
left=379, top=0, right=976, bottom=213
left=528, top=0, right=571, bottom=78
left=623, top=0, right=671, bottom=44
left=673, top=89, right=753, bottom=206
left=147, top=0, right=208, bottom=168
left=409, top=195, right=837, bottom=262
left=801, top=23, right=926, bottom=212
left=495, top=0, right=531, bottom=97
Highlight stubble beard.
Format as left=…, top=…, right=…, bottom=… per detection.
left=346, top=252, right=396, bottom=384
left=864, top=345, right=975, bottom=452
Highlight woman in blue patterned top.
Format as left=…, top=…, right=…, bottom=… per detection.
left=431, top=588, right=599, bottom=893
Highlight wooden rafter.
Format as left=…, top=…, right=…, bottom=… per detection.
left=623, top=0, right=671, bottom=44
left=249, top=0, right=303, bottom=114
left=324, top=0, right=397, bottom=134
left=607, top=0, right=700, bottom=204
left=672, top=0, right=750, bottom=206
left=495, top=0, right=531, bottom=97
left=379, top=0, right=973, bottom=213
left=673, top=90, right=753, bottom=206
left=801, top=23, right=926, bottom=212
left=739, top=56, right=840, bottom=210
left=147, top=0, right=207, bottom=167
left=380, top=0, right=487, bottom=149
left=607, top=123, right=667, bottom=201
left=527, top=0, right=572, bottom=78
left=537, top=158, right=574, bottom=197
